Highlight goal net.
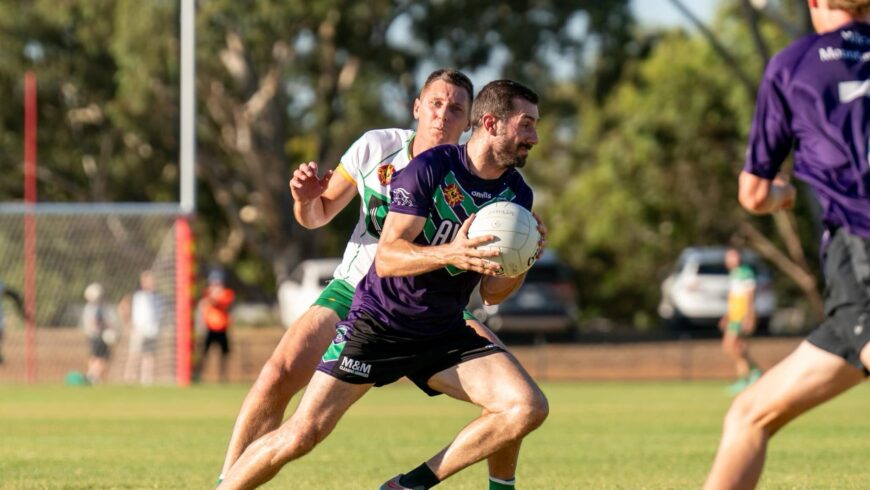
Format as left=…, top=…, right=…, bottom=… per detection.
left=0, top=205, right=192, bottom=385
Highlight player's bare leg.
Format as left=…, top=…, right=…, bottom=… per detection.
left=453, top=320, right=521, bottom=481
left=123, top=348, right=140, bottom=383
left=419, top=351, right=548, bottom=482
left=218, top=372, right=370, bottom=490
left=87, top=357, right=107, bottom=384
left=140, top=351, right=155, bottom=385
left=220, top=306, right=339, bottom=476
left=218, top=351, right=229, bottom=383
left=722, top=333, right=750, bottom=378
left=703, top=341, right=863, bottom=490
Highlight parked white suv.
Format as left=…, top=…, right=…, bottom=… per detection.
left=658, top=247, right=777, bottom=333
left=278, top=258, right=341, bottom=328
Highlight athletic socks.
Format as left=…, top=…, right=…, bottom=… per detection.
left=490, top=476, right=516, bottom=489
left=398, top=463, right=441, bottom=488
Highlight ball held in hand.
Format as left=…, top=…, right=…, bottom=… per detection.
left=467, top=201, right=540, bottom=277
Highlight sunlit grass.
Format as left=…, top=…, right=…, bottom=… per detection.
left=1, top=381, right=868, bottom=489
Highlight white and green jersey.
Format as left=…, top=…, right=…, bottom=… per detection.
left=727, top=265, right=756, bottom=324
left=729, top=265, right=757, bottom=295
left=332, top=128, right=416, bottom=287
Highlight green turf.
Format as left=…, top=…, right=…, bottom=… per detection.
left=1, top=381, right=869, bottom=489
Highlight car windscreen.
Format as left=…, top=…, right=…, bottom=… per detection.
left=697, top=263, right=729, bottom=275
left=525, top=264, right=572, bottom=283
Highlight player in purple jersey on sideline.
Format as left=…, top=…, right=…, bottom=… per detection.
left=704, top=2, right=870, bottom=489
left=218, top=80, right=548, bottom=490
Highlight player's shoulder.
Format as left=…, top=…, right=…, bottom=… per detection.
left=766, top=32, right=820, bottom=78
left=502, top=168, right=534, bottom=207
left=405, top=143, right=462, bottom=172
left=505, top=167, right=532, bottom=190
left=417, top=142, right=462, bottom=159
left=736, top=264, right=756, bottom=278
left=357, top=128, right=414, bottom=151
left=343, top=128, right=414, bottom=172
left=767, top=24, right=870, bottom=79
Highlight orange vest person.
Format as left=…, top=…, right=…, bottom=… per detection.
left=204, top=284, right=235, bottom=333
left=197, top=270, right=235, bottom=382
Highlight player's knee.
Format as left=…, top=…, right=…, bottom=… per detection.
left=258, top=355, right=305, bottom=395
left=527, top=390, right=550, bottom=429
left=723, top=391, right=775, bottom=435
left=258, top=357, right=287, bottom=385
left=507, top=390, right=549, bottom=436
left=273, top=425, right=320, bottom=463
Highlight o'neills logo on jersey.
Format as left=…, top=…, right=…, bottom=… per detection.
left=442, top=183, right=464, bottom=206
left=377, top=164, right=394, bottom=186
left=470, top=190, right=492, bottom=199
left=339, top=357, right=371, bottom=378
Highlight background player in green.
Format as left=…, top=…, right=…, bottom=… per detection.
left=718, top=247, right=761, bottom=394
left=218, top=80, right=547, bottom=490
left=219, top=70, right=523, bottom=489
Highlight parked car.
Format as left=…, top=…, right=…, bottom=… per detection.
left=278, top=258, right=341, bottom=328
left=658, top=247, right=777, bottom=333
left=469, top=250, right=579, bottom=339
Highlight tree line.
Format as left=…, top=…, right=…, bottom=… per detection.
left=0, top=0, right=822, bottom=328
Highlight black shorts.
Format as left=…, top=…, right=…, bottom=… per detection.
left=90, top=336, right=110, bottom=359
left=807, top=228, right=870, bottom=375
left=203, top=330, right=230, bottom=355
left=316, top=312, right=503, bottom=396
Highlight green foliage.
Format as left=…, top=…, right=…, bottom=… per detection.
left=0, top=0, right=634, bottom=300
left=1, top=0, right=822, bottom=324
left=0, top=1, right=179, bottom=203
left=544, top=2, right=814, bottom=324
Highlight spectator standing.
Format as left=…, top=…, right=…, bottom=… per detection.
left=0, top=280, right=25, bottom=365
left=124, top=271, right=162, bottom=385
left=196, top=270, right=235, bottom=383
left=81, top=283, right=116, bottom=384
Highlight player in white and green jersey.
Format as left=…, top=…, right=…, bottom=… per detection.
left=310, top=127, right=416, bottom=316
left=316, top=128, right=479, bottom=319
left=719, top=247, right=761, bottom=394
left=219, top=69, right=522, bottom=490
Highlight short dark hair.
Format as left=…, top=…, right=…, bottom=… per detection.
left=471, top=80, right=539, bottom=131
left=829, top=0, right=870, bottom=16
left=420, top=68, right=474, bottom=103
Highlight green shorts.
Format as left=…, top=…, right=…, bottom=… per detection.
left=313, top=278, right=477, bottom=322
left=313, top=279, right=356, bottom=320
left=726, top=321, right=744, bottom=335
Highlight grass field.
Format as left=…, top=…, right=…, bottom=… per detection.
left=1, top=381, right=869, bottom=489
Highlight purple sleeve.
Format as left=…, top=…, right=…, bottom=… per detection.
left=388, top=157, right=435, bottom=217
left=744, top=63, right=794, bottom=180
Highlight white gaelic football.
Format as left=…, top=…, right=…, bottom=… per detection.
left=467, top=201, right=541, bottom=277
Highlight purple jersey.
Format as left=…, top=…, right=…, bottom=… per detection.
left=744, top=22, right=870, bottom=239
left=348, top=144, right=534, bottom=337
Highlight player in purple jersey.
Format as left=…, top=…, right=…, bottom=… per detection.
left=216, top=70, right=524, bottom=490
left=218, top=80, right=548, bottom=490
left=705, top=2, right=870, bottom=489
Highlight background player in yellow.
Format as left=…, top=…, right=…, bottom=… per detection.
left=718, top=247, right=761, bottom=394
